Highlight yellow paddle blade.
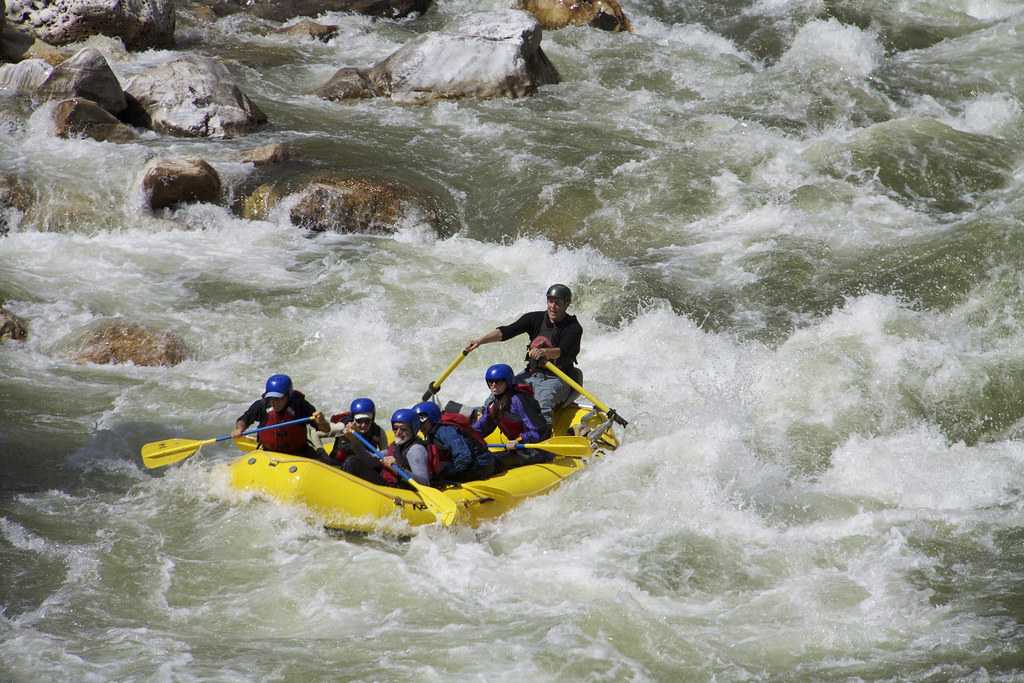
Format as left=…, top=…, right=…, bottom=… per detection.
left=140, top=437, right=215, bottom=469
left=528, top=436, right=592, bottom=457
left=410, top=480, right=461, bottom=526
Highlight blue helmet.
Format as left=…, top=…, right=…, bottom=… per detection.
left=484, top=363, right=515, bottom=386
left=264, top=374, right=292, bottom=398
left=413, top=401, right=442, bottom=426
left=350, top=397, right=376, bottom=417
left=391, top=408, right=419, bottom=432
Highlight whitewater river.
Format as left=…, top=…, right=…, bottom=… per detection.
left=3, top=0, right=1024, bottom=679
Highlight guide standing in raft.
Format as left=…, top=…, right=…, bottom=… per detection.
left=464, top=283, right=583, bottom=424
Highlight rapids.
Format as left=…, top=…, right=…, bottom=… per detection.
left=3, top=0, right=1024, bottom=679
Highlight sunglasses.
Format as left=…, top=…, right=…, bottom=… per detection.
left=487, top=379, right=507, bottom=385
left=354, top=418, right=372, bottom=425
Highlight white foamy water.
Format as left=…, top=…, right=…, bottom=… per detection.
left=3, top=1, right=1024, bottom=680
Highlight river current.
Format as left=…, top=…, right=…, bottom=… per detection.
left=3, top=0, right=1024, bottom=680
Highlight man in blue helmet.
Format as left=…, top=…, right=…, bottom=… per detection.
left=233, top=374, right=323, bottom=457
left=414, top=401, right=496, bottom=482
left=464, top=283, right=582, bottom=424
left=314, top=397, right=389, bottom=479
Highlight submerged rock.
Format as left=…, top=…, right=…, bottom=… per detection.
left=316, top=10, right=559, bottom=103
left=0, top=305, right=28, bottom=342
left=72, top=320, right=188, bottom=366
left=289, top=178, right=414, bottom=233
left=4, top=0, right=175, bottom=51
left=205, top=0, right=430, bottom=22
left=52, top=97, right=137, bottom=142
left=236, top=143, right=291, bottom=167
left=124, top=55, right=267, bottom=138
left=818, top=117, right=1017, bottom=213
left=265, top=176, right=446, bottom=233
left=272, top=19, right=338, bottom=42
left=141, top=157, right=223, bottom=211
left=35, top=47, right=126, bottom=115
left=521, top=0, right=632, bottom=32
left=0, top=173, right=32, bottom=235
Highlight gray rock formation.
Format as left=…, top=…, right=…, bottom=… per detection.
left=125, top=56, right=267, bottom=138
left=4, top=0, right=175, bottom=50
left=316, top=10, right=560, bottom=103
left=35, top=47, right=126, bottom=115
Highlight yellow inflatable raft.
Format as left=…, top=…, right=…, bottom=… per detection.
left=228, top=404, right=619, bottom=533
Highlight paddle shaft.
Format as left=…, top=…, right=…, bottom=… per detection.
left=142, top=416, right=313, bottom=469
left=351, top=431, right=460, bottom=526
left=233, top=416, right=313, bottom=441
left=543, top=361, right=628, bottom=427
left=351, top=431, right=420, bottom=486
left=422, top=350, right=468, bottom=401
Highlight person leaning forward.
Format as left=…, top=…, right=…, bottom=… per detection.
left=464, top=283, right=582, bottom=424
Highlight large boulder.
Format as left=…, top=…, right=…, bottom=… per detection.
left=205, top=0, right=430, bottom=22
left=53, top=97, right=137, bottom=141
left=0, top=58, right=52, bottom=95
left=0, top=305, right=28, bottom=342
left=35, top=47, right=125, bottom=115
left=316, top=10, right=559, bottom=103
left=72, top=320, right=188, bottom=366
left=124, top=55, right=267, bottom=138
left=141, top=157, right=223, bottom=211
left=4, top=0, right=175, bottom=50
left=521, top=0, right=632, bottom=32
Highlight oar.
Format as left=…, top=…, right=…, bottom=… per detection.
left=488, top=436, right=592, bottom=458
left=421, top=349, right=468, bottom=401
left=351, top=432, right=460, bottom=526
left=543, top=361, right=628, bottom=427
left=140, top=417, right=313, bottom=470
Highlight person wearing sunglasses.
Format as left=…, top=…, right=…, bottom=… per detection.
left=464, top=283, right=582, bottom=423
left=314, top=397, right=389, bottom=480
left=472, top=363, right=551, bottom=466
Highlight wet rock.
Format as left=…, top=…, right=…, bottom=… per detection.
left=316, top=10, right=560, bottom=103
left=0, top=173, right=32, bottom=235
left=0, top=58, right=52, bottom=96
left=141, top=157, right=223, bottom=211
left=240, top=183, right=281, bottom=220
left=35, top=47, right=126, bottom=115
left=52, top=97, right=137, bottom=141
left=205, top=0, right=430, bottom=22
left=0, top=305, right=28, bottom=342
left=237, top=143, right=291, bottom=167
left=72, top=320, right=188, bottom=366
left=0, top=24, right=69, bottom=64
left=4, top=0, right=175, bottom=51
left=124, top=55, right=267, bottom=138
left=289, top=177, right=430, bottom=233
left=521, top=0, right=632, bottom=32
left=272, top=19, right=338, bottom=42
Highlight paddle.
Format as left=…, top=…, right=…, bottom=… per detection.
left=351, top=432, right=460, bottom=526
left=421, top=349, right=468, bottom=401
left=543, top=361, right=628, bottom=427
left=488, top=436, right=592, bottom=458
left=141, top=417, right=313, bottom=470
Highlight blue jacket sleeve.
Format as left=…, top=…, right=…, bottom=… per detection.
left=473, top=406, right=496, bottom=438
left=437, top=425, right=473, bottom=474
left=512, top=395, right=544, bottom=443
